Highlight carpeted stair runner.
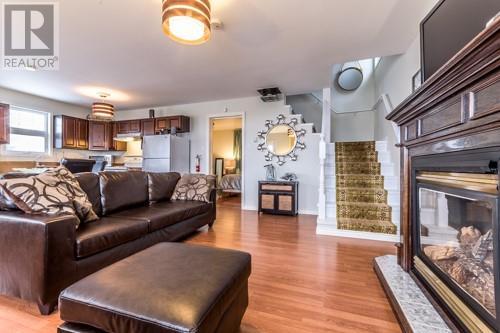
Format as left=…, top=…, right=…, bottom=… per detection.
left=335, top=141, right=397, bottom=234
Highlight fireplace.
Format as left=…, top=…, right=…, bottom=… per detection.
left=412, top=150, right=499, bottom=332
left=380, top=18, right=500, bottom=333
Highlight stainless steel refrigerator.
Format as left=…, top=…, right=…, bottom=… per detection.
left=142, top=135, right=190, bottom=173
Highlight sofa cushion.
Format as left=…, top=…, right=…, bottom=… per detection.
left=147, top=172, right=180, bottom=204
left=99, top=171, right=148, bottom=215
left=76, top=217, right=149, bottom=258
left=75, top=173, right=102, bottom=217
left=171, top=174, right=216, bottom=203
left=113, top=201, right=211, bottom=232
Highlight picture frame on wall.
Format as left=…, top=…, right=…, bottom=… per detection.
left=412, top=69, right=422, bottom=92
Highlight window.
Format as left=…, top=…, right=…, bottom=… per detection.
left=4, top=107, right=50, bottom=154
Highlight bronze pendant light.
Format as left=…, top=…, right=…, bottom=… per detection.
left=162, top=0, right=212, bottom=45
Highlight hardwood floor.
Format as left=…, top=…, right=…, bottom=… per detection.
left=0, top=202, right=400, bottom=333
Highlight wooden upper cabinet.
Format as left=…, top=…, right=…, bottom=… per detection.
left=129, top=120, right=141, bottom=132
left=170, top=116, right=190, bottom=133
left=0, top=104, right=10, bottom=144
left=155, top=118, right=169, bottom=133
left=141, top=119, right=155, bottom=136
left=117, top=120, right=141, bottom=134
left=76, top=118, right=89, bottom=149
left=117, top=121, right=130, bottom=134
left=54, top=115, right=88, bottom=150
left=155, top=116, right=190, bottom=134
left=111, top=122, right=127, bottom=151
left=88, top=121, right=109, bottom=151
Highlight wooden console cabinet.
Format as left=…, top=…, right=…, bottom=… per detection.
left=258, top=181, right=298, bottom=216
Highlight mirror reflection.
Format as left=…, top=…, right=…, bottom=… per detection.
left=266, top=125, right=297, bottom=156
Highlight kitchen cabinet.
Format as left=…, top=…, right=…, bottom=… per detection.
left=76, top=118, right=88, bottom=149
left=117, top=120, right=141, bottom=134
left=155, top=116, right=190, bottom=134
left=0, top=104, right=9, bottom=144
left=111, top=122, right=127, bottom=151
left=88, top=121, right=127, bottom=151
left=53, top=115, right=88, bottom=149
left=88, top=121, right=110, bottom=150
left=141, top=119, right=155, bottom=136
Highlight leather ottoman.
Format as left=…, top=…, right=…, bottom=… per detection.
left=58, top=243, right=251, bottom=333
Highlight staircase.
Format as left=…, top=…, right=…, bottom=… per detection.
left=318, top=139, right=400, bottom=242
left=335, top=141, right=397, bottom=234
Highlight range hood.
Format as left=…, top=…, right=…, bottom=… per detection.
left=113, top=133, right=142, bottom=142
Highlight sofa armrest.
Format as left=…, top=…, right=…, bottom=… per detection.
left=0, top=211, right=78, bottom=310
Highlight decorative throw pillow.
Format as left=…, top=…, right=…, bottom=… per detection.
left=0, top=186, right=17, bottom=210
left=171, top=174, right=216, bottom=203
left=0, top=166, right=98, bottom=226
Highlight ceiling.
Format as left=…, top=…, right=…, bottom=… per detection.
left=0, top=0, right=437, bottom=110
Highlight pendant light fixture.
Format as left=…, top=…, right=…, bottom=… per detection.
left=91, top=93, right=115, bottom=120
left=162, top=0, right=211, bottom=45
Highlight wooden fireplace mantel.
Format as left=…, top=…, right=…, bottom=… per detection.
left=386, top=18, right=500, bottom=272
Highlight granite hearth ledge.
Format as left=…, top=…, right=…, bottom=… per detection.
left=374, top=255, right=452, bottom=333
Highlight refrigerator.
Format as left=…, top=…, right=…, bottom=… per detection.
left=142, top=135, right=190, bottom=173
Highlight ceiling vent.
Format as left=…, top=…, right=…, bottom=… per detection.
left=258, top=87, right=282, bottom=103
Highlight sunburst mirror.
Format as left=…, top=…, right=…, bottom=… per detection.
left=257, top=114, right=306, bottom=165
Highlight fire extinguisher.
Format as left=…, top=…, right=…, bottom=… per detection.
left=195, top=155, right=201, bottom=173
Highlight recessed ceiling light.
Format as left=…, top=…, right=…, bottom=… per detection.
left=162, top=0, right=212, bottom=45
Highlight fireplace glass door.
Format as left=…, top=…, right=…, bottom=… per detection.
left=417, top=172, right=498, bottom=320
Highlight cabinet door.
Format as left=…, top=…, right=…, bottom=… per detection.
left=111, top=122, right=127, bottom=151
left=0, top=104, right=9, bottom=144
left=129, top=120, right=141, bottom=132
left=141, top=119, right=155, bottom=136
left=76, top=119, right=88, bottom=149
left=117, top=121, right=130, bottom=134
left=169, top=116, right=180, bottom=130
left=88, top=121, right=109, bottom=150
left=62, top=116, right=77, bottom=148
left=155, top=117, right=168, bottom=132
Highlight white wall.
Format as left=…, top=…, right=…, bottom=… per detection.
left=0, top=86, right=120, bottom=162
left=116, top=96, right=320, bottom=214
left=331, top=111, right=375, bottom=142
left=374, top=37, right=421, bottom=107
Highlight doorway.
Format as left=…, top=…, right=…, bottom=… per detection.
left=209, top=116, right=243, bottom=208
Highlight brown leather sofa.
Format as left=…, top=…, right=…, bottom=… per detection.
left=0, top=171, right=216, bottom=315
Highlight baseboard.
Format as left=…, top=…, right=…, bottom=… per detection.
left=242, top=205, right=317, bottom=216
left=316, top=224, right=399, bottom=242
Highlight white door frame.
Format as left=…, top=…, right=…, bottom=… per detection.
left=206, top=112, right=246, bottom=208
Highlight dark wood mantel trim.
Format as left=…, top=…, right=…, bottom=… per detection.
left=387, top=18, right=500, bottom=125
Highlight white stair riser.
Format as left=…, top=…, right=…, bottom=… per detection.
left=375, top=141, right=388, bottom=152
left=380, top=164, right=395, bottom=176
left=384, top=176, right=399, bottom=190
left=377, top=151, right=391, bottom=163
left=387, top=190, right=400, bottom=206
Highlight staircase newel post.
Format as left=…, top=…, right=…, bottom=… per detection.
left=318, top=133, right=326, bottom=221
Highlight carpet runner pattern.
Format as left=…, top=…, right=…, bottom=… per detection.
left=335, top=141, right=397, bottom=234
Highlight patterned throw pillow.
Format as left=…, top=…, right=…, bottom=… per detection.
left=0, top=166, right=98, bottom=226
left=171, top=174, right=216, bottom=203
